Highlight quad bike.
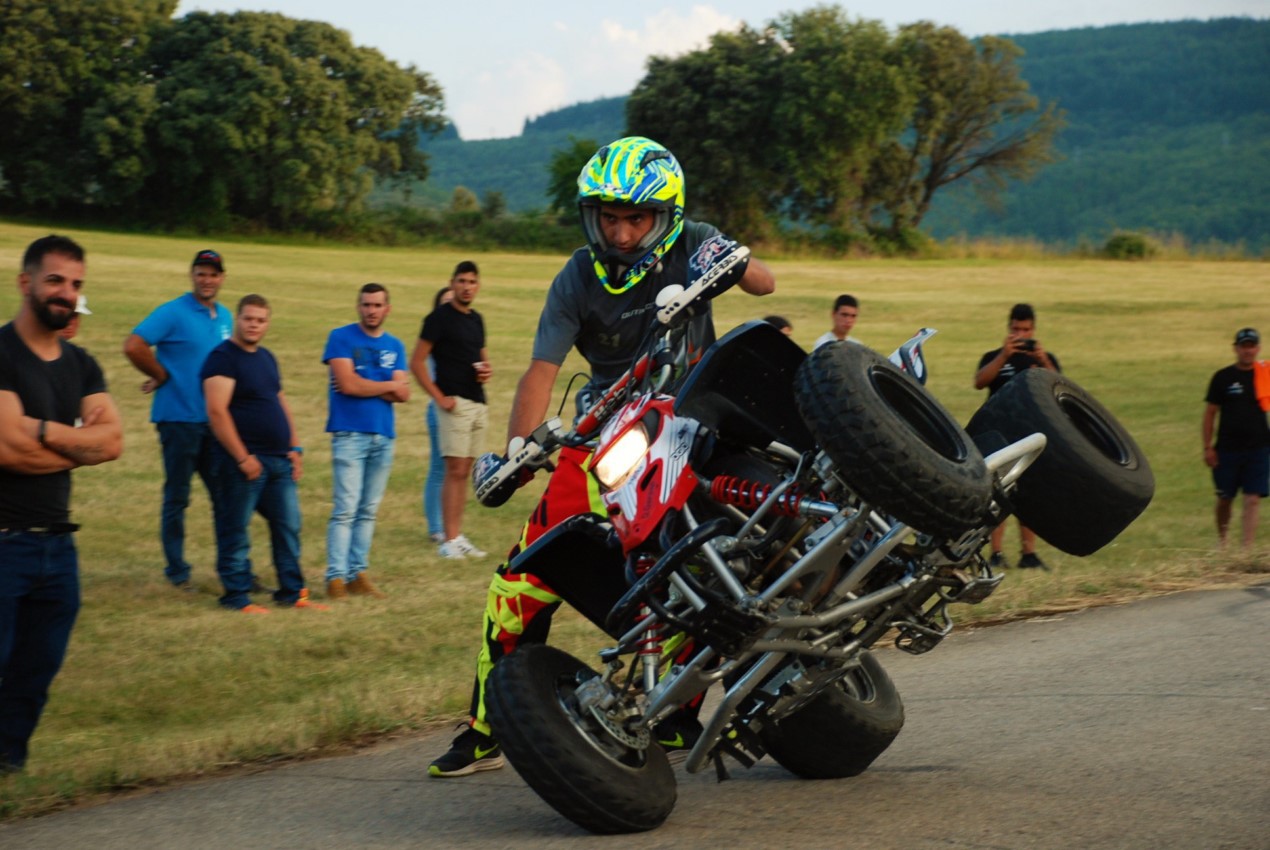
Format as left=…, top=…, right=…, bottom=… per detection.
left=473, top=238, right=1154, bottom=834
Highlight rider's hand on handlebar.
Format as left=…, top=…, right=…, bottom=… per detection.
left=473, top=451, right=534, bottom=508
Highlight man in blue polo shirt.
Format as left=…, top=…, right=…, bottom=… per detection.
left=123, top=249, right=233, bottom=590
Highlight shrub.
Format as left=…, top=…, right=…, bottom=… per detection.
left=1102, top=231, right=1158, bottom=259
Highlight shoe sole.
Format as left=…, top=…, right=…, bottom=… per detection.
left=427, top=755, right=504, bottom=777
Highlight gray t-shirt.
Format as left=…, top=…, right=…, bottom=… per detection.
left=532, top=220, right=723, bottom=390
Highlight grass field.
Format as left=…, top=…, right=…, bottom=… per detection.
left=0, top=220, right=1265, bottom=817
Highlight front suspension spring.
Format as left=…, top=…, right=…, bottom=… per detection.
left=711, top=475, right=805, bottom=516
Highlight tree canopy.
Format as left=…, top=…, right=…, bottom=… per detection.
left=0, top=3, right=444, bottom=228
left=627, top=5, right=1063, bottom=248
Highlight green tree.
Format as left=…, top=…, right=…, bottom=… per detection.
left=871, top=23, right=1064, bottom=235
left=480, top=190, right=506, bottom=218
left=768, top=8, right=913, bottom=234
left=545, top=135, right=598, bottom=218
left=627, top=26, right=785, bottom=239
left=0, top=0, right=176, bottom=210
left=140, top=11, right=444, bottom=228
left=449, top=186, right=479, bottom=213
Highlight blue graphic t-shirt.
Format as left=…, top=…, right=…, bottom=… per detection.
left=322, top=323, right=406, bottom=438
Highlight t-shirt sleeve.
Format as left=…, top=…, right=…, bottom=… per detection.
left=321, top=328, right=348, bottom=364
left=977, top=350, right=996, bottom=370
left=0, top=345, right=16, bottom=392
left=199, top=346, right=232, bottom=382
left=1049, top=352, right=1061, bottom=373
left=79, top=349, right=107, bottom=397
left=531, top=262, right=584, bottom=366
left=1205, top=372, right=1223, bottom=405
left=133, top=304, right=173, bottom=344
left=420, top=310, right=441, bottom=344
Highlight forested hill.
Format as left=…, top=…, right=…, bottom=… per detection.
left=923, top=17, right=1270, bottom=247
left=415, top=17, right=1269, bottom=249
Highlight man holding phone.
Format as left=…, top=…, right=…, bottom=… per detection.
left=974, top=303, right=1061, bottom=568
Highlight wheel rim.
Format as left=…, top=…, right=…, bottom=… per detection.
left=555, top=673, right=650, bottom=769
left=1055, top=390, right=1135, bottom=466
left=836, top=662, right=880, bottom=705
left=869, top=367, right=969, bottom=462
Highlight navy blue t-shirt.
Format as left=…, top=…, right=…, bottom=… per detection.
left=200, top=340, right=291, bottom=456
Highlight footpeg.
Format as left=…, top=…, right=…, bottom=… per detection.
left=892, top=604, right=953, bottom=654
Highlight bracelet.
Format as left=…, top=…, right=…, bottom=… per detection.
left=289, top=446, right=303, bottom=455
left=38, top=419, right=47, bottom=445
left=237, top=455, right=250, bottom=466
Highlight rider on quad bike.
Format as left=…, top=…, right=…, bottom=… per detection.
left=427, top=136, right=776, bottom=778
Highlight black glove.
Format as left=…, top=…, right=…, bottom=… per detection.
left=473, top=451, right=535, bottom=508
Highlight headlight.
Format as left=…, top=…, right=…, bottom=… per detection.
left=592, top=424, right=649, bottom=490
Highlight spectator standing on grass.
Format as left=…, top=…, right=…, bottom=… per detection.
left=123, top=250, right=233, bottom=591
left=322, top=283, right=410, bottom=600
left=409, top=262, right=490, bottom=560
left=422, top=286, right=456, bottom=543
left=0, top=235, right=123, bottom=773
left=201, top=294, right=325, bottom=614
left=1202, top=327, right=1270, bottom=549
left=813, top=294, right=862, bottom=349
left=974, top=302, right=1061, bottom=569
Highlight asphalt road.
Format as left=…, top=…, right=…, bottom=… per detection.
left=2, top=584, right=1267, bottom=849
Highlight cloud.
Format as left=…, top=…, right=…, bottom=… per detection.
left=601, top=6, right=741, bottom=62
left=451, top=51, right=571, bottom=141
left=455, top=5, right=743, bottom=139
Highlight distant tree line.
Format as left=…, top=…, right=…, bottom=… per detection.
left=0, top=0, right=444, bottom=230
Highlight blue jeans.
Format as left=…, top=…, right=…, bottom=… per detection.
left=423, top=402, right=444, bottom=537
left=211, top=450, right=304, bottom=610
left=157, top=421, right=218, bottom=584
left=326, top=432, right=395, bottom=582
left=0, top=530, right=79, bottom=770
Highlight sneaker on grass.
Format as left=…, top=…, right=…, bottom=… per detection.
left=292, top=588, right=330, bottom=610
left=439, top=534, right=486, bottom=559
left=429, top=725, right=503, bottom=777
left=1017, top=552, right=1048, bottom=570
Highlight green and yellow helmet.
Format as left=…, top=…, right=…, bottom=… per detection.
left=577, top=136, right=685, bottom=294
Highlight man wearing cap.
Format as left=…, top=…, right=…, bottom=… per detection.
left=1203, top=327, right=1270, bottom=548
left=123, top=250, right=233, bottom=589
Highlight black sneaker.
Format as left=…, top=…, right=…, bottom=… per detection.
left=1017, top=552, right=1048, bottom=570
left=428, top=725, right=504, bottom=777
left=654, top=712, right=703, bottom=753
left=987, top=551, right=1008, bottom=569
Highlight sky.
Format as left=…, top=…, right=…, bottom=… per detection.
left=176, top=1, right=1269, bottom=140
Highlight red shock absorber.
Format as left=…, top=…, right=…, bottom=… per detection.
left=630, top=554, right=665, bottom=659
left=710, top=476, right=805, bottom=516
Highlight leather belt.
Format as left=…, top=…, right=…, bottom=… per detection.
left=0, top=523, right=80, bottom=535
